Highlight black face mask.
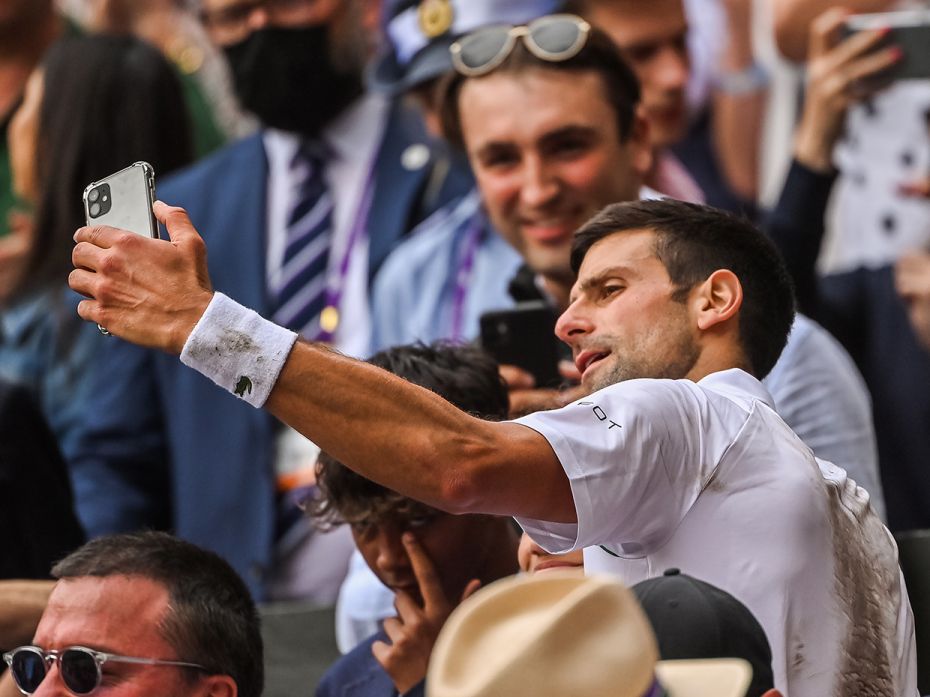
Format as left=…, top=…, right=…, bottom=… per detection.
left=223, top=24, right=364, bottom=139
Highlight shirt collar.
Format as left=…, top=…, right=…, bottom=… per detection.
left=698, top=368, right=776, bottom=411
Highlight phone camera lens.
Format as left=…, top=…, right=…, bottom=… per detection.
left=88, top=188, right=100, bottom=203
left=90, top=202, right=101, bottom=217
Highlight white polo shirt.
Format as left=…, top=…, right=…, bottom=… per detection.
left=515, top=369, right=916, bottom=697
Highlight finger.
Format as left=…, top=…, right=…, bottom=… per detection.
left=382, top=616, right=405, bottom=643
left=153, top=201, right=201, bottom=246
left=809, top=7, right=852, bottom=59
left=76, top=298, right=103, bottom=325
left=402, top=533, right=445, bottom=610
left=371, top=640, right=393, bottom=669
left=499, top=364, right=535, bottom=389
left=558, top=360, right=581, bottom=382
left=844, top=45, right=901, bottom=85
left=899, top=178, right=930, bottom=199
left=826, top=26, right=890, bottom=71
left=72, top=240, right=109, bottom=272
left=393, top=587, right=423, bottom=618
left=69, top=268, right=99, bottom=299
left=72, top=224, right=129, bottom=249
left=460, top=578, right=482, bottom=604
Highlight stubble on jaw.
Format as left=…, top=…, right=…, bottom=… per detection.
left=586, top=310, right=699, bottom=393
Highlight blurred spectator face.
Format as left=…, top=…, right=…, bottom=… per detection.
left=7, top=69, right=43, bottom=203
left=352, top=510, right=500, bottom=605
left=199, top=0, right=344, bottom=46
left=29, top=575, right=212, bottom=697
left=517, top=533, right=584, bottom=575
left=581, top=0, right=690, bottom=148
left=458, top=67, right=650, bottom=288
left=199, top=0, right=371, bottom=138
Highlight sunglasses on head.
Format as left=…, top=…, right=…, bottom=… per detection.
left=450, top=14, right=591, bottom=77
left=2, top=645, right=207, bottom=695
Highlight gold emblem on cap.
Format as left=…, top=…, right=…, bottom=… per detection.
left=320, top=305, right=340, bottom=334
left=418, top=0, right=454, bottom=39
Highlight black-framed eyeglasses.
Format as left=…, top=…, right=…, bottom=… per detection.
left=450, top=14, right=591, bottom=77
left=2, top=645, right=207, bottom=695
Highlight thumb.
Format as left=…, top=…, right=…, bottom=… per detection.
left=154, top=201, right=201, bottom=245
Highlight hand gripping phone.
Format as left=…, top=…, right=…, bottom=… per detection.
left=82, top=162, right=158, bottom=334
left=844, top=10, right=930, bottom=81
left=480, top=301, right=563, bottom=388
left=83, top=161, right=158, bottom=238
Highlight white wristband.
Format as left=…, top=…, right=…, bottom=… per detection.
left=180, top=292, right=298, bottom=407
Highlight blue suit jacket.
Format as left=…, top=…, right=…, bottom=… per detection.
left=316, top=631, right=425, bottom=697
left=66, top=100, right=470, bottom=597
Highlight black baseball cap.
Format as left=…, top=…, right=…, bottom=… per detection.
left=633, top=569, right=776, bottom=697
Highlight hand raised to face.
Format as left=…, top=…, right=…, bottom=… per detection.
left=69, top=201, right=215, bottom=354
left=371, top=533, right=481, bottom=695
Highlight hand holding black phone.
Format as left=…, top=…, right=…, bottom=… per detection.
left=480, top=301, right=563, bottom=388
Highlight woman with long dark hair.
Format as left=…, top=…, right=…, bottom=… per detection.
left=1, top=34, right=193, bottom=455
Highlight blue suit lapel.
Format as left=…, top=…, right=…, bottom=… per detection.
left=198, top=134, right=270, bottom=315
left=366, top=100, right=433, bottom=282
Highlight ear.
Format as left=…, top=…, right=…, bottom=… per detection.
left=198, top=674, right=237, bottom=697
left=691, top=269, right=742, bottom=332
left=628, top=108, right=654, bottom=179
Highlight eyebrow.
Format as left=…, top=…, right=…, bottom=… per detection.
left=572, top=264, right=642, bottom=301
left=538, top=125, right=599, bottom=148
left=474, top=124, right=598, bottom=160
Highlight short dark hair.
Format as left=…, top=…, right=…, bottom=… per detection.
left=311, top=343, right=509, bottom=527
left=571, top=200, right=795, bottom=379
left=15, top=35, right=193, bottom=300
left=437, top=24, right=640, bottom=148
left=51, top=532, right=263, bottom=697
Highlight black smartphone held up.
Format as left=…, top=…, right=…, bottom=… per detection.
left=83, top=161, right=158, bottom=238
left=480, top=301, right=562, bottom=389
left=844, top=10, right=930, bottom=81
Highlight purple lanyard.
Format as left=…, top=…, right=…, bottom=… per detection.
left=316, top=164, right=377, bottom=343
left=449, top=216, right=485, bottom=341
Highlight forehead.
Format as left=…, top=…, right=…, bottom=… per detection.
left=458, top=68, right=618, bottom=148
left=201, top=0, right=342, bottom=21
left=34, top=576, right=172, bottom=653
left=583, top=0, right=687, bottom=45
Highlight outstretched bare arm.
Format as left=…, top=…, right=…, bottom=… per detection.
left=69, top=203, right=574, bottom=523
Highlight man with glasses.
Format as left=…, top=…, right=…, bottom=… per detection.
left=2, top=531, right=262, bottom=697
left=66, top=0, right=470, bottom=602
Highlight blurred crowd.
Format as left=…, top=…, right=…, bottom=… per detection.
left=1, top=0, right=930, bottom=695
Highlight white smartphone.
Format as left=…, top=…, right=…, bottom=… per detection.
left=83, top=161, right=158, bottom=238
left=845, top=10, right=930, bottom=81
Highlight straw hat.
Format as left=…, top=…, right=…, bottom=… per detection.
left=427, top=573, right=752, bottom=697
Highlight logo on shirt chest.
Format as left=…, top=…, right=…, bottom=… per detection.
left=577, top=401, right=622, bottom=430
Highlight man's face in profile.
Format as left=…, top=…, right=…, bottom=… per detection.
left=458, top=67, right=650, bottom=292
left=556, top=229, right=699, bottom=391
left=30, top=576, right=205, bottom=697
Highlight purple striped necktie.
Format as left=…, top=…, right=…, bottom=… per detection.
left=271, top=141, right=333, bottom=340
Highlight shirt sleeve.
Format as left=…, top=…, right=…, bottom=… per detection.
left=514, top=378, right=735, bottom=554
